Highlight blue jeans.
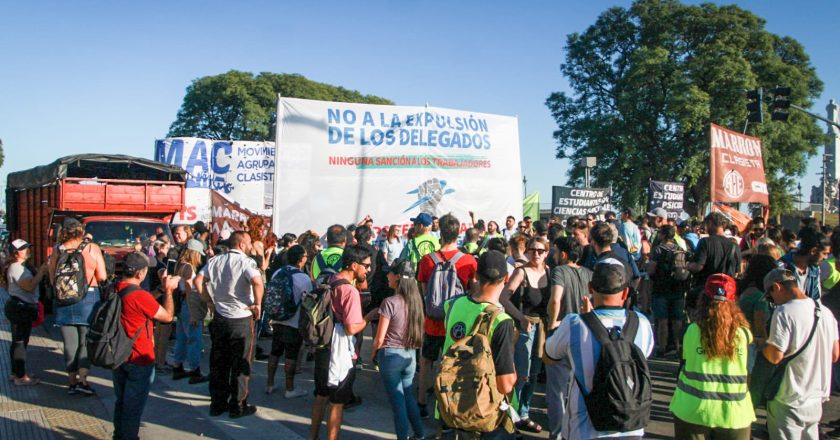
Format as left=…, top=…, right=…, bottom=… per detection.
left=112, top=363, right=155, bottom=440
left=173, top=305, right=203, bottom=370
left=514, top=322, right=542, bottom=418
left=545, top=360, right=571, bottom=440
left=377, top=348, right=425, bottom=440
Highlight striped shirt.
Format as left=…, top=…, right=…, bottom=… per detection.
left=545, top=307, right=654, bottom=439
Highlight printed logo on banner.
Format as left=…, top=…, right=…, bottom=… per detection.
left=403, top=178, right=456, bottom=214
left=723, top=170, right=745, bottom=199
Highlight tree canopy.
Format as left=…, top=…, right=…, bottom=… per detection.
left=168, top=71, right=393, bottom=141
left=546, top=0, right=825, bottom=214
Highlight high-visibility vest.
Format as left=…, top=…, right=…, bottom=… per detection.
left=669, top=323, right=756, bottom=429
left=312, top=246, right=344, bottom=279
left=824, top=256, right=840, bottom=290
left=403, top=234, right=440, bottom=265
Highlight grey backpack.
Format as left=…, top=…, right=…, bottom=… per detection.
left=424, top=251, right=466, bottom=320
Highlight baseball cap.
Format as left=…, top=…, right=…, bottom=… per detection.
left=185, top=239, right=206, bottom=256
left=8, top=239, right=31, bottom=252
left=646, top=207, right=668, bottom=219
left=123, top=251, right=155, bottom=276
left=478, top=250, right=507, bottom=283
left=388, top=258, right=415, bottom=279
left=764, top=268, right=796, bottom=294
left=704, top=273, right=737, bottom=302
left=590, top=258, right=627, bottom=294
left=410, top=212, right=433, bottom=227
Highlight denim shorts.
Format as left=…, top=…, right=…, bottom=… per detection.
left=54, top=287, right=99, bottom=326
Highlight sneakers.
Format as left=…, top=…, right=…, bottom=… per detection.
left=229, top=404, right=258, bottom=419
left=67, top=384, right=79, bottom=395
left=188, top=370, right=209, bottom=384
left=284, top=388, right=308, bottom=399
left=13, top=376, right=39, bottom=386
left=171, top=366, right=189, bottom=381
left=76, top=383, right=96, bottom=396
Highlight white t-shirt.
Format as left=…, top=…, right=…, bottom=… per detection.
left=7, top=262, right=38, bottom=304
left=767, top=298, right=839, bottom=407
left=199, top=250, right=263, bottom=319
left=270, top=267, right=313, bottom=329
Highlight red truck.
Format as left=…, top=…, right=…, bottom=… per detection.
left=6, top=154, right=186, bottom=269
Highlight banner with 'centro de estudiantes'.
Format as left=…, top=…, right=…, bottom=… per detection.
left=273, top=98, right=523, bottom=236
left=154, top=137, right=274, bottom=224
left=552, top=186, right=612, bottom=217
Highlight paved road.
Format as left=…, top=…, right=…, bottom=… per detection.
left=3, top=287, right=840, bottom=439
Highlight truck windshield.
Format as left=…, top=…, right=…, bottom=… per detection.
left=85, top=221, right=167, bottom=247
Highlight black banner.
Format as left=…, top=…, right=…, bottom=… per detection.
left=648, top=180, right=684, bottom=220
left=552, top=186, right=611, bottom=217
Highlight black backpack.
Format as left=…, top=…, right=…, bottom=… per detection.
left=87, top=285, right=149, bottom=370
left=575, top=311, right=652, bottom=432
left=652, top=244, right=689, bottom=294
left=298, top=278, right=350, bottom=347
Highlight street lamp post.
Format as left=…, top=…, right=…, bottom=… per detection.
left=581, top=156, right=597, bottom=188
left=522, top=175, right=527, bottom=198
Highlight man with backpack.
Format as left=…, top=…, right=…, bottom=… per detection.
left=111, top=252, right=179, bottom=440
left=416, top=214, right=477, bottom=419
left=401, top=213, right=441, bottom=266
left=264, top=245, right=311, bottom=398
left=646, top=225, right=689, bottom=357
left=308, top=245, right=374, bottom=440
left=312, top=224, right=347, bottom=281
left=436, top=250, right=516, bottom=438
left=544, top=259, right=654, bottom=439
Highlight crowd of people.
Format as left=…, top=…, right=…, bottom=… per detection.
left=3, top=207, right=840, bottom=440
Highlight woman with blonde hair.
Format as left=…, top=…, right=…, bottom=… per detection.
left=49, top=217, right=107, bottom=395
left=670, top=274, right=755, bottom=439
left=170, top=240, right=209, bottom=383
left=382, top=225, right=404, bottom=265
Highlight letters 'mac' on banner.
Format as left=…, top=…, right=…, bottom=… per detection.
left=648, top=180, right=684, bottom=220
left=154, top=137, right=274, bottom=218
left=551, top=186, right=612, bottom=217
left=710, top=123, right=769, bottom=205
left=272, top=98, right=523, bottom=236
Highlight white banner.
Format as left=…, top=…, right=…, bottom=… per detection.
left=273, top=98, right=522, bottom=236
left=154, top=137, right=274, bottom=217
left=172, top=188, right=212, bottom=225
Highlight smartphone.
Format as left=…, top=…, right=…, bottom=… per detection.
left=166, top=259, right=177, bottom=275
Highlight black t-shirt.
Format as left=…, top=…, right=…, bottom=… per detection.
left=694, top=235, right=741, bottom=283
left=490, top=318, right=516, bottom=376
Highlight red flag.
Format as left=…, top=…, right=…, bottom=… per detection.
left=710, top=124, right=769, bottom=205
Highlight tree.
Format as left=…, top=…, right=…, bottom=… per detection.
left=546, top=0, right=825, bottom=215
left=168, top=71, right=393, bottom=141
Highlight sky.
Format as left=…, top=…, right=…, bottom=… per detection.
left=1, top=0, right=839, bottom=212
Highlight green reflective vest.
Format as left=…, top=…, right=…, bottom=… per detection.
left=402, top=234, right=440, bottom=265
left=312, top=246, right=344, bottom=280
left=823, top=256, right=840, bottom=290
left=669, top=323, right=756, bottom=429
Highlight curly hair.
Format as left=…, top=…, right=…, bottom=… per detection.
left=246, top=216, right=266, bottom=244
left=59, top=222, right=85, bottom=243
left=695, top=294, right=749, bottom=360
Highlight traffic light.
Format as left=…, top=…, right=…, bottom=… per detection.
left=746, top=88, right=763, bottom=123
left=770, top=86, right=791, bottom=121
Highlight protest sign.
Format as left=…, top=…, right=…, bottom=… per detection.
left=551, top=186, right=611, bottom=218
left=154, top=137, right=274, bottom=217
left=272, top=98, right=522, bottom=236
left=710, top=124, right=769, bottom=205
left=210, top=190, right=270, bottom=241
left=712, top=202, right=752, bottom=233
left=648, top=180, right=685, bottom=220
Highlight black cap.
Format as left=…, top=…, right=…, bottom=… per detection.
left=590, top=258, right=627, bottom=294
left=123, top=252, right=154, bottom=276
left=478, top=250, right=508, bottom=283
left=388, top=258, right=415, bottom=279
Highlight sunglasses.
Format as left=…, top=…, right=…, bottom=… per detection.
left=528, top=248, right=547, bottom=255
left=358, top=262, right=371, bottom=269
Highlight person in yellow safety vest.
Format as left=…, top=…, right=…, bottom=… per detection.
left=400, top=213, right=440, bottom=265
left=310, top=224, right=347, bottom=281
left=670, top=273, right=755, bottom=439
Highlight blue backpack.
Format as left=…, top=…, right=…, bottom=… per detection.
left=266, top=267, right=303, bottom=322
